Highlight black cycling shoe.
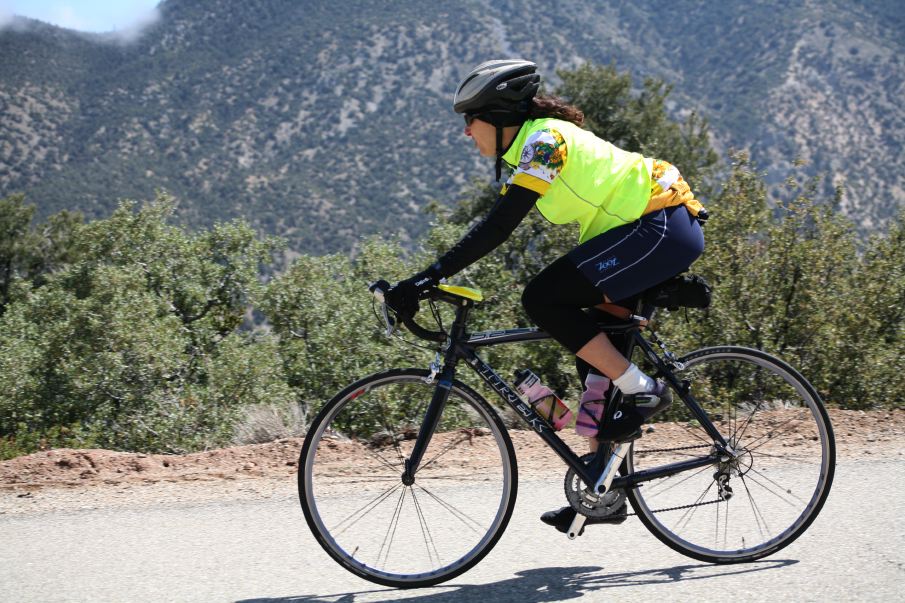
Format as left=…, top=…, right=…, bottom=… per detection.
left=540, top=503, right=628, bottom=535
left=632, top=379, right=673, bottom=420
left=596, top=379, right=673, bottom=442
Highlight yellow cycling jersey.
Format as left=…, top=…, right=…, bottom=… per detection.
left=500, top=118, right=705, bottom=242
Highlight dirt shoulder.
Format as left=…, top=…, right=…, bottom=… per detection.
left=2, top=409, right=903, bottom=516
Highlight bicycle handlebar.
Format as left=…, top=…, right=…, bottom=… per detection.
left=368, top=282, right=447, bottom=342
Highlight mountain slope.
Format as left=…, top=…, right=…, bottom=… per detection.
left=1, top=0, right=901, bottom=252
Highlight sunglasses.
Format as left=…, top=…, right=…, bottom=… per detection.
left=463, top=113, right=480, bottom=126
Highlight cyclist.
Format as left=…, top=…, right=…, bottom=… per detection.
left=385, top=59, right=707, bottom=533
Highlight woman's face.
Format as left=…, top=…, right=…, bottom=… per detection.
left=464, top=117, right=497, bottom=157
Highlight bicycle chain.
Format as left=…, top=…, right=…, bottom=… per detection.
left=633, top=443, right=711, bottom=455
left=606, top=442, right=721, bottom=518
left=609, top=496, right=725, bottom=519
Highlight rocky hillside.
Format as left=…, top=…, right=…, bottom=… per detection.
left=1, top=0, right=902, bottom=253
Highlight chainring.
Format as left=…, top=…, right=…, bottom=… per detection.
left=564, top=452, right=627, bottom=519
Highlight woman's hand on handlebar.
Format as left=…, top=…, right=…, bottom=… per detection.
left=369, top=277, right=447, bottom=343
left=383, top=268, right=440, bottom=318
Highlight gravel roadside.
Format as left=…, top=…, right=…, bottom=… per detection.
left=2, top=409, right=902, bottom=516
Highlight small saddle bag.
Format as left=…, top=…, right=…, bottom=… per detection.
left=645, top=274, right=712, bottom=311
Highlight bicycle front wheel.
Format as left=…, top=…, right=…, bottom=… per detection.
left=298, top=368, right=518, bottom=588
left=627, top=346, right=835, bottom=563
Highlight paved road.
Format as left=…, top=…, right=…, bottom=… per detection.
left=1, top=459, right=903, bottom=602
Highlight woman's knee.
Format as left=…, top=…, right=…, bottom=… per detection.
left=521, top=277, right=545, bottom=321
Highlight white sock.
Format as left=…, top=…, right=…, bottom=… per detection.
left=613, top=363, right=654, bottom=395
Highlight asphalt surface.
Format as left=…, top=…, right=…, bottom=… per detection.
left=1, top=458, right=903, bottom=602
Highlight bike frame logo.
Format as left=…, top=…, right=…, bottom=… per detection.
left=472, top=359, right=547, bottom=433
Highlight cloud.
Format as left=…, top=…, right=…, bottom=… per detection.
left=0, top=3, right=161, bottom=41
left=0, top=7, right=13, bottom=28
left=51, top=5, right=92, bottom=32
left=106, top=7, right=161, bottom=43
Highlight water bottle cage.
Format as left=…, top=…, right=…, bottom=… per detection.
left=533, top=394, right=558, bottom=425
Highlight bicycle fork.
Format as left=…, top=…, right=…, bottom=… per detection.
left=402, top=359, right=457, bottom=483
left=567, top=441, right=633, bottom=539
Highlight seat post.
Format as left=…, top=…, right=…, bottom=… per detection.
left=447, top=299, right=473, bottom=344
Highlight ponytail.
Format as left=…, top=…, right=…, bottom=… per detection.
left=527, top=95, right=585, bottom=127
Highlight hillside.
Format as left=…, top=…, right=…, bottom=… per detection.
left=1, top=0, right=902, bottom=253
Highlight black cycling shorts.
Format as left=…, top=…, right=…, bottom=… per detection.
left=522, top=206, right=704, bottom=354
left=568, top=205, right=704, bottom=303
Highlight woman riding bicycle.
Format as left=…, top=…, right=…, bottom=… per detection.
left=385, top=59, right=707, bottom=533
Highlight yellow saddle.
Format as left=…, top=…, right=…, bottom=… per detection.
left=437, top=284, right=484, bottom=302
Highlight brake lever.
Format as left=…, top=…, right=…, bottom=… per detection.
left=369, top=281, right=397, bottom=337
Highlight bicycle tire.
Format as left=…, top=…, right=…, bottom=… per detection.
left=298, top=368, right=518, bottom=588
left=626, top=346, right=835, bottom=563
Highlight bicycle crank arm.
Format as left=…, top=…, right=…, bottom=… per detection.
left=567, top=514, right=587, bottom=540
left=567, top=441, right=632, bottom=540
left=594, top=442, right=632, bottom=494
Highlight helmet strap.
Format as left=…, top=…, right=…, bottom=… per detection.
left=494, top=126, right=503, bottom=181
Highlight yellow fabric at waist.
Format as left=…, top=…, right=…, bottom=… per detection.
left=643, top=160, right=706, bottom=217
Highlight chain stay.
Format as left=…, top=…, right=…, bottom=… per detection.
left=617, top=497, right=726, bottom=518
left=606, top=442, right=720, bottom=518
left=633, top=443, right=711, bottom=454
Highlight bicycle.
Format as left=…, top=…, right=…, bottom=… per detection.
left=297, top=278, right=835, bottom=589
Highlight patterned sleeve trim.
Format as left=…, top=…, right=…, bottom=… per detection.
left=514, top=128, right=567, bottom=194
left=512, top=172, right=550, bottom=195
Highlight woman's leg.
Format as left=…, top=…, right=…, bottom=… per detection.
left=576, top=333, right=629, bottom=380
left=523, top=206, right=704, bottom=394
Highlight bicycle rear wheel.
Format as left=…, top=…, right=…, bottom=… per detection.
left=627, top=346, right=835, bottom=563
left=298, top=368, right=517, bottom=588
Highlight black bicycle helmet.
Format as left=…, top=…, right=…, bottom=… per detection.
left=454, top=59, right=541, bottom=180
left=453, top=59, right=540, bottom=117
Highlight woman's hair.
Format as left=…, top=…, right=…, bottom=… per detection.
left=527, top=95, right=585, bottom=127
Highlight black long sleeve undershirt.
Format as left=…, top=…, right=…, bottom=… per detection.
left=431, top=184, right=540, bottom=279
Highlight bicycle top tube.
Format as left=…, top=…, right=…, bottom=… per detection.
left=392, top=283, right=652, bottom=347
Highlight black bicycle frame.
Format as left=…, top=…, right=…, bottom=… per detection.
left=402, top=297, right=729, bottom=491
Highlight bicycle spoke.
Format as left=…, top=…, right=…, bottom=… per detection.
left=672, top=479, right=715, bottom=533
left=644, top=463, right=713, bottom=498
left=715, top=498, right=720, bottom=546
left=739, top=412, right=810, bottom=452
left=357, top=445, right=405, bottom=474
left=315, top=473, right=400, bottom=480
left=331, top=482, right=402, bottom=537
left=417, top=432, right=472, bottom=474
left=372, top=397, right=409, bottom=465
left=410, top=486, right=441, bottom=568
left=723, top=497, right=730, bottom=549
left=750, top=450, right=820, bottom=463
left=732, top=400, right=763, bottom=445
left=678, top=421, right=714, bottom=447
left=743, top=467, right=807, bottom=507
left=376, top=487, right=407, bottom=569
left=416, top=474, right=498, bottom=481
left=739, top=474, right=771, bottom=540
left=416, top=484, right=485, bottom=534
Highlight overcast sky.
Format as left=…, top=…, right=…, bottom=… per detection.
left=0, top=0, right=160, bottom=33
